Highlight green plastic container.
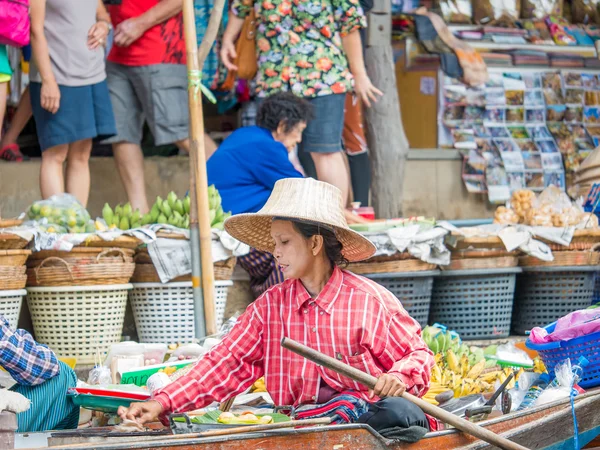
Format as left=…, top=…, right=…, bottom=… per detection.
left=68, top=393, right=135, bottom=414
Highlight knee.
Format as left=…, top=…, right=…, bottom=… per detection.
left=42, top=146, right=68, bottom=165
left=67, top=149, right=91, bottom=165
left=311, top=151, right=342, bottom=165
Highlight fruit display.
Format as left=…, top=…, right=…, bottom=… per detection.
left=26, top=194, right=93, bottom=234
left=102, top=187, right=231, bottom=231
left=218, top=412, right=273, bottom=425
left=422, top=326, right=522, bottom=404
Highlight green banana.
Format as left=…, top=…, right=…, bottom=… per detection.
left=174, top=199, right=185, bottom=215
left=429, top=336, right=439, bottom=354
left=161, top=200, right=172, bottom=217
left=123, top=202, right=133, bottom=218
left=183, top=196, right=191, bottom=214
left=167, top=191, right=178, bottom=210
left=131, top=221, right=141, bottom=229
left=119, top=216, right=130, bottom=230
left=141, top=213, right=153, bottom=226
left=150, top=204, right=160, bottom=222
left=102, top=203, right=114, bottom=226
left=157, top=214, right=168, bottom=224
left=212, top=221, right=224, bottom=230
left=131, top=210, right=141, bottom=224
left=183, top=216, right=190, bottom=229
left=115, top=204, right=123, bottom=217
left=209, top=209, right=216, bottom=224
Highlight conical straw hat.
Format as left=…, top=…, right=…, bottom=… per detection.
left=224, top=178, right=376, bottom=262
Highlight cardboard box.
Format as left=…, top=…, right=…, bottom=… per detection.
left=120, top=360, right=195, bottom=387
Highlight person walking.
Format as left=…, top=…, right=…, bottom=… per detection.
left=220, top=0, right=382, bottom=206
left=29, top=0, right=116, bottom=206
left=105, top=0, right=218, bottom=214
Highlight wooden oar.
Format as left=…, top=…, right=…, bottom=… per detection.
left=281, top=337, right=529, bottom=450
left=45, top=418, right=333, bottom=450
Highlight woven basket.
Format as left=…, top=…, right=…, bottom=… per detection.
left=0, top=233, right=29, bottom=250
left=451, top=249, right=520, bottom=259
left=448, top=233, right=505, bottom=250
left=75, top=235, right=142, bottom=250
left=347, top=259, right=437, bottom=275
left=0, top=274, right=27, bottom=290
left=519, top=245, right=600, bottom=268
left=442, top=256, right=519, bottom=271
left=28, top=249, right=135, bottom=287
left=131, top=257, right=237, bottom=283
left=0, top=265, right=26, bottom=277
left=0, top=250, right=31, bottom=266
left=539, top=229, right=600, bottom=248
left=27, top=247, right=134, bottom=268
left=0, top=219, right=23, bottom=228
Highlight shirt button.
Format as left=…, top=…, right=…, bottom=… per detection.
left=303, top=310, right=308, bottom=314
left=312, top=327, right=317, bottom=332
left=312, top=396, right=317, bottom=401
left=319, top=311, right=324, bottom=315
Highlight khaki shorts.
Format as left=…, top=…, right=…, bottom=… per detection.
left=104, top=62, right=189, bottom=146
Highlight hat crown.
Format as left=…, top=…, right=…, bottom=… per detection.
left=259, top=178, right=348, bottom=228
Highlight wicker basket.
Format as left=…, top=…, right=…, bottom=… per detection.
left=0, top=274, right=27, bottom=290
left=27, top=247, right=134, bottom=268
left=0, top=233, right=29, bottom=250
left=451, top=249, right=520, bottom=259
left=442, top=256, right=519, bottom=271
left=0, top=219, right=23, bottom=228
left=28, top=249, right=135, bottom=287
left=131, top=257, right=237, bottom=283
left=75, top=235, right=142, bottom=250
left=347, top=259, right=437, bottom=275
left=27, top=284, right=131, bottom=364
left=519, top=245, right=600, bottom=268
left=0, top=250, right=31, bottom=266
left=0, top=265, right=26, bottom=278
left=447, top=233, right=505, bottom=250
left=539, top=229, right=600, bottom=248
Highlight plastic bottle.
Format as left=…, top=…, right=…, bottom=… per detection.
left=546, top=357, right=589, bottom=390
left=516, top=373, right=550, bottom=411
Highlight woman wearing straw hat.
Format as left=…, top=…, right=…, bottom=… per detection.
left=119, top=178, right=436, bottom=435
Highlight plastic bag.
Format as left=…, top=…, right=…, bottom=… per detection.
left=509, top=372, right=541, bottom=411
left=167, top=343, right=206, bottom=362
left=439, top=0, right=472, bottom=23
left=25, top=194, right=93, bottom=234
left=474, top=0, right=520, bottom=24
left=534, top=359, right=579, bottom=407
left=87, top=366, right=112, bottom=385
left=530, top=309, right=600, bottom=344
left=496, top=343, right=534, bottom=367
left=522, top=0, right=563, bottom=19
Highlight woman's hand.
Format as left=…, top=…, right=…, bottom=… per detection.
left=114, top=17, right=147, bottom=47
left=369, top=374, right=406, bottom=399
left=41, top=80, right=60, bottom=114
left=343, top=209, right=369, bottom=225
left=354, top=72, right=383, bottom=108
left=220, top=38, right=238, bottom=72
left=117, top=400, right=163, bottom=425
left=88, top=20, right=110, bottom=50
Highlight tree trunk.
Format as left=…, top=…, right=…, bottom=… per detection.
left=364, top=44, right=409, bottom=219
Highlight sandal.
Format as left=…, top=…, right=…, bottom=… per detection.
left=0, top=143, right=27, bottom=162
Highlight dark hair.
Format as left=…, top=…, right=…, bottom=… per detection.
left=291, top=221, right=348, bottom=268
left=257, top=92, right=314, bottom=133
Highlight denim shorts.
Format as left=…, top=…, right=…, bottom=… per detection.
left=299, top=93, right=345, bottom=154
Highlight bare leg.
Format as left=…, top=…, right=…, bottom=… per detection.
left=0, top=82, right=7, bottom=140
left=310, top=152, right=350, bottom=207
left=112, top=142, right=149, bottom=213
left=175, top=134, right=218, bottom=160
left=40, top=144, right=69, bottom=199
left=0, top=84, right=31, bottom=147
left=65, top=138, right=93, bottom=207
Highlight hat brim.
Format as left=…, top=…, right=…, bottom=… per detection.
left=225, top=213, right=376, bottom=263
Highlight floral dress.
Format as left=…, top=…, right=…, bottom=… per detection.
left=231, top=0, right=366, bottom=98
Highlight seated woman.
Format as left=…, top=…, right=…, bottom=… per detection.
left=118, top=178, right=436, bottom=436
left=207, top=92, right=310, bottom=297
left=0, top=315, right=79, bottom=432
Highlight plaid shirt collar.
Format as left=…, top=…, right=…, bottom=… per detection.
left=294, top=266, right=344, bottom=314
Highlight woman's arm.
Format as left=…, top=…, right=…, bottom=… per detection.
left=342, top=30, right=382, bottom=107
left=88, top=0, right=112, bottom=50
left=220, top=12, right=245, bottom=71
left=30, top=0, right=60, bottom=114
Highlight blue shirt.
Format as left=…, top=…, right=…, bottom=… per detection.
left=207, top=126, right=303, bottom=214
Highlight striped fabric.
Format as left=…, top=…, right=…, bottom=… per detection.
left=10, top=361, right=79, bottom=432
left=237, top=249, right=285, bottom=298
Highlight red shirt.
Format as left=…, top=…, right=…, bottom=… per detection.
left=107, top=0, right=185, bottom=66
left=154, top=267, right=436, bottom=428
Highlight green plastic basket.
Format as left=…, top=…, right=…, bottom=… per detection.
left=68, top=393, right=135, bottom=414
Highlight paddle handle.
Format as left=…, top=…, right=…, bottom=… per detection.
left=280, top=337, right=529, bottom=450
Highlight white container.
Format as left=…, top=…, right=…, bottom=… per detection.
left=0, top=290, right=25, bottom=328
left=129, top=281, right=233, bottom=344
left=26, top=284, right=131, bottom=365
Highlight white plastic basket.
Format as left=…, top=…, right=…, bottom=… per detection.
left=129, top=281, right=233, bottom=344
left=0, top=289, right=26, bottom=328
left=26, top=284, right=131, bottom=365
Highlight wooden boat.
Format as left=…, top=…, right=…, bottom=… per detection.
left=41, top=389, right=600, bottom=450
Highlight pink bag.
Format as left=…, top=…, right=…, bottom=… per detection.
left=0, top=0, right=30, bottom=47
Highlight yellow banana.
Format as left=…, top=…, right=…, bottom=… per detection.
left=460, top=354, right=469, bottom=378
left=446, top=350, right=460, bottom=373
left=432, top=365, right=443, bottom=384
left=466, top=359, right=486, bottom=380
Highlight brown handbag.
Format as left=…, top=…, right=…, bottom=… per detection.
left=221, top=0, right=257, bottom=91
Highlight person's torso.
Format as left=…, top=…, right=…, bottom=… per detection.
left=253, top=269, right=411, bottom=406
left=30, top=0, right=106, bottom=86
left=251, top=0, right=353, bottom=98
left=207, top=127, right=291, bottom=214
left=107, top=0, right=186, bottom=66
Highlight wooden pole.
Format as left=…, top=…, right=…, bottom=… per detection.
left=364, top=2, right=409, bottom=219
left=281, top=338, right=530, bottom=450
left=182, top=0, right=217, bottom=336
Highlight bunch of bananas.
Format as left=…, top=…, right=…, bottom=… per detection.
left=251, top=377, right=267, bottom=393
left=102, top=202, right=147, bottom=230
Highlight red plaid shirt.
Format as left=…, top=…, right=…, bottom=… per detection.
left=155, top=267, right=434, bottom=421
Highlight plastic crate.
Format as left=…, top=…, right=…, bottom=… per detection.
left=527, top=321, right=600, bottom=389
left=0, top=289, right=25, bottom=328
left=129, top=281, right=233, bottom=344
left=593, top=272, right=600, bottom=305
left=430, top=268, right=521, bottom=340
left=27, top=284, right=131, bottom=365
left=363, top=271, right=438, bottom=327
left=513, top=266, right=596, bottom=335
